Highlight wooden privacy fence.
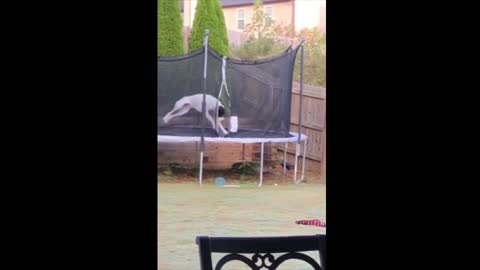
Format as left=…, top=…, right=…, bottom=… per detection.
left=158, top=82, right=326, bottom=173
left=275, top=82, right=326, bottom=173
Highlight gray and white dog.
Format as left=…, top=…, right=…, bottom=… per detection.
left=163, top=94, right=228, bottom=135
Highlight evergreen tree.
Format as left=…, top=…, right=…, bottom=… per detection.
left=189, top=0, right=229, bottom=56
left=211, top=0, right=229, bottom=55
left=158, top=0, right=184, bottom=56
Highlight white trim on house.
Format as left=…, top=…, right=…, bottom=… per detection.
left=263, top=6, right=274, bottom=19
left=263, top=6, right=274, bottom=27
left=236, top=8, right=246, bottom=30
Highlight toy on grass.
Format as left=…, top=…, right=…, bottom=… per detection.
left=215, top=177, right=240, bottom=188
left=295, top=219, right=326, bottom=227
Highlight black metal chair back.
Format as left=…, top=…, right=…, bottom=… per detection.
left=196, top=234, right=326, bottom=270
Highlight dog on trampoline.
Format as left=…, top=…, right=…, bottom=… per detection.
left=162, top=94, right=229, bottom=135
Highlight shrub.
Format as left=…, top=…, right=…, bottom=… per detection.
left=293, top=28, right=326, bottom=87
left=230, top=0, right=326, bottom=87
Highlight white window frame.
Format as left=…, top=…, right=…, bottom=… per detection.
left=264, top=6, right=274, bottom=26
left=237, top=8, right=245, bottom=30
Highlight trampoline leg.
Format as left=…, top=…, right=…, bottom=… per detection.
left=283, top=143, right=287, bottom=174
left=259, top=142, right=264, bottom=187
left=242, top=144, right=245, bottom=165
left=293, top=143, right=299, bottom=184
left=199, top=151, right=204, bottom=185
left=301, top=139, right=307, bottom=182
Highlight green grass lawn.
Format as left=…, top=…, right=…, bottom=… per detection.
left=158, top=181, right=325, bottom=270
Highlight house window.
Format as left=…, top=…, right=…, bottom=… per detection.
left=237, top=9, right=245, bottom=30
left=264, top=6, right=273, bottom=26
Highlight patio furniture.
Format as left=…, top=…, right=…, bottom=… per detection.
left=196, top=234, right=326, bottom=270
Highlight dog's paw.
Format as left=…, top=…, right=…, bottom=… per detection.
left=217, top=129, right=228, bottom=137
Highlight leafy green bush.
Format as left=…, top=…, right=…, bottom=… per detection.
left=229, top=0, right=326, bottom=87
left=230, top=37, right=285, bottom=60
left=293, top=28, right=326, bottom=87
left=231, top=162, right=259, bottom=176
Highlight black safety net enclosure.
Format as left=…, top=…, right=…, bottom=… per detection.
left=158, top=45, right=301, bottom=139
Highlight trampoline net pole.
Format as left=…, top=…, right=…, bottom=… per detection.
left=294, top=40, right=305, bottom=184
left=242, top=144, right=245, bottom=165
left=294, top=143, right=299, bottom=183
left=199, top=29, right=209, bottom=184
left=199, top=151, right=204, bottom=185
left=297, top=40, right=305, bottom=145
left=259, top=142, right=264, bottom=187
left=320, top=119, right=326, bottom=180
left=301, top=138, right=307, bottom=181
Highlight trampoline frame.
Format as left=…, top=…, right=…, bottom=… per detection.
left=157, top=132, right=308, bottom=187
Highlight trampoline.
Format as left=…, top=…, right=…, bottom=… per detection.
left=158, top=29, right=309, bottom=187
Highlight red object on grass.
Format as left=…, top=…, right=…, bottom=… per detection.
left=295, top=219, right=326, bottom=227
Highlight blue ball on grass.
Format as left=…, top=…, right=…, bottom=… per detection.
left=215, top=177, right=225, bottom=186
